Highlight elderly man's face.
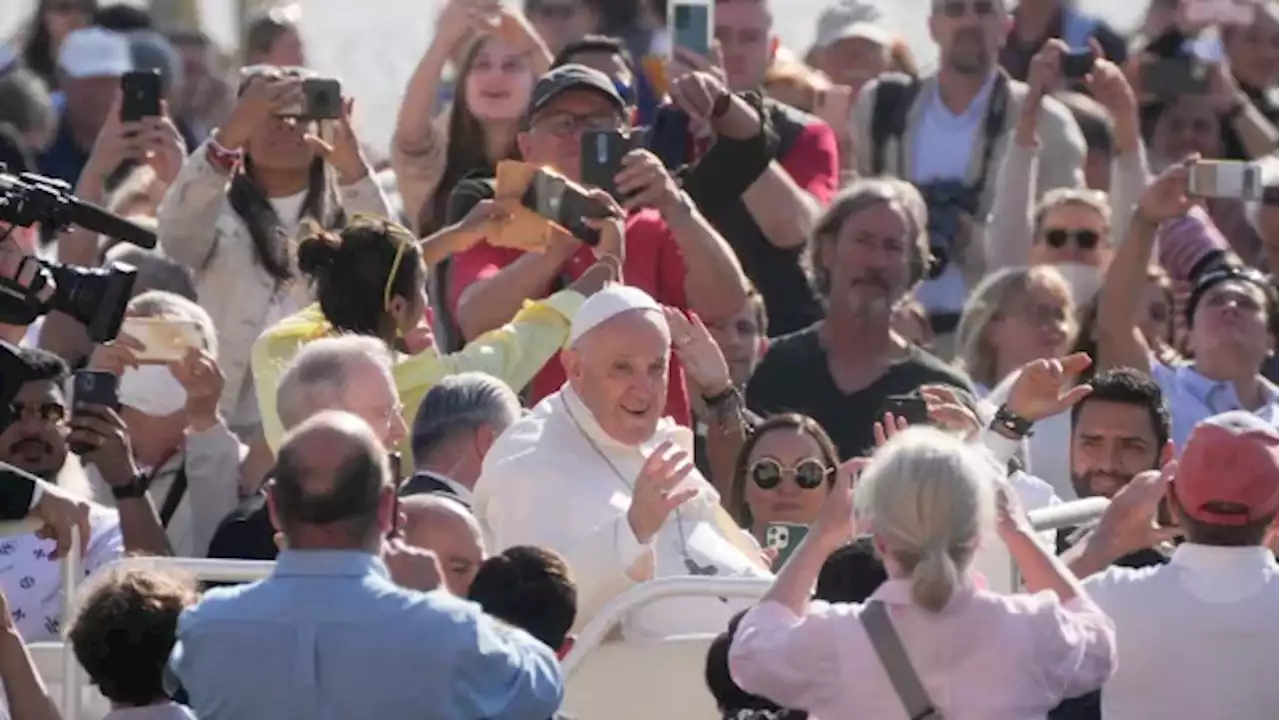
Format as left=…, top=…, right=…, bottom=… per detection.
left=518, top=90, right=626, bottom=183
left=565, top=309, right=671, bottom=446
left=0, top=380, right=69, bottom=481
left=928, top=0, right=1008, bottom=77
left=401, top=496, right=486, bottom=595
left=821, top=201, right=911, bottom=321
left=340, top=360, right=408, bottom=449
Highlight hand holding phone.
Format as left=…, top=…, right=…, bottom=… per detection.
left=1060, top=49, right=1097, bottom=80
left=764, top=522, right=810, bottom=569
left=581, top=130, right=640, bottom=201
left=120, top=70, right=162, bottom=122
left=1188, top=160, right=1267, bottom=201
left=68, top=371, right=120, bottom=456
left=669, top=0, right=713, bottom=59
left=882, top=395, right=930, bottom=427
left=119, top=317, right=203, bottom=363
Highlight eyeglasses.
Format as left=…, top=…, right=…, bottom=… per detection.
left=749, top=458, right=832, bottom=491
left=7, top=401, right=67, bottom=425
left=1043, top=228, right=1102, bottom=250
left=532, top=112, right=625, bottom=138
left=936, top=0, right=998, bottom=18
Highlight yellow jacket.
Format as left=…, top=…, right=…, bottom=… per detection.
left=251, top=290, right=584, bottom=459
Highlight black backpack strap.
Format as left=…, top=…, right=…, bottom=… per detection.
left=158, top=465, right=187, bottom=528
left=870, top=73, right=922, bottom=176
left=971, top=71, right=1012, bottom=198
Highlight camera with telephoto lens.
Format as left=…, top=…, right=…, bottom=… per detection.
left=917, top=180, right=981, bottom=280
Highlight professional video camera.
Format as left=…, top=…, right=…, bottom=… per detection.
left=0, top=169, right=156, bottom=343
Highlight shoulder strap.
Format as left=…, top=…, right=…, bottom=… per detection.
left=862, top=600, right=943, bottom=720
left=158, top=465, right=188, bottom=529
left=971, top=72, right=1012, bottom=197
left=871, top=73, right=922, bottom=176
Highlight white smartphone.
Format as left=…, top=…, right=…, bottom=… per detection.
left=1183, top=0, right=1256, bottom=27
left=1188, top=160, right=1266, bottom=201
left=669, top=0, right=713, bottom=58
left=119, top=317, right=203, bottom=363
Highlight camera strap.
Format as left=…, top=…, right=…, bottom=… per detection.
left=970, top=71, right=1011, bottom=200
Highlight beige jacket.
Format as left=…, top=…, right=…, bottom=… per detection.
left=157, top=142, right=394, bottom=430
left=852, top=73, right=1087, bottom=282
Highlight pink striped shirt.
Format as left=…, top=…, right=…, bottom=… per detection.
left=729, top=579, right=1116, bottom=720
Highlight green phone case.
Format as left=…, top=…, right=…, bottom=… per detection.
left=763, top=522, right=811, bottom=569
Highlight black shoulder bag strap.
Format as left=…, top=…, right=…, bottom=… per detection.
left=870, top=73, right=923, bottom=176
left=157, top=465, right=188, bottom=529
left=862, top=600, right=943, bottom=720
left=970, top=71, right=1012, bottom=199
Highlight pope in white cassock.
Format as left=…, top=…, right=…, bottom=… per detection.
left=474, top=285, right=772, bottom=639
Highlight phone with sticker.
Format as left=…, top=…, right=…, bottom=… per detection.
left=764, top=522, right=810, bottom=568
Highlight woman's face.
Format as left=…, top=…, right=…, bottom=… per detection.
left=744, top=427, right=833, bottom=531
left=987, top=279, right=1075, bottom=377
left=246, top=116, right=315, bottom=171
left=1139, top=278, right=1173, bottom=348
left=42, top=0, right=91, bottom=47
left=463, top=37, right=536, bottom=122
left=1153, top=99, right=1222, bottom=165
left=818, top=37, right=891, bottom=98
left=1030, top=202, right=1112, bottom=269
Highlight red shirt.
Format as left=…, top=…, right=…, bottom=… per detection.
left=448, top=208, right=693, bottom=425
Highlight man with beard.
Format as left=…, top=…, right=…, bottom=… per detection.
left=1060, top=367, right=1174, bottom=569
left=747, top=179, right=971, bottom=460
left=850, top=0, right=1085, bottom=346
left=0, top=348, right=171, bottom=641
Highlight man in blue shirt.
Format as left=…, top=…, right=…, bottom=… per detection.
left=169, top=410, right=564, bottom=720
left=38, top=27, right=133, bottom=185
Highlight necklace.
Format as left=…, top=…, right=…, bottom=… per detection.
left=559, top=395, right=719, bottom=577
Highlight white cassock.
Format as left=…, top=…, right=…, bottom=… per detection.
left=474, top=386, right=773, bottom=639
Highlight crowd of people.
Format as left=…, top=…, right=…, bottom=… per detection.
left=0, top=0, right=1276, bottom=718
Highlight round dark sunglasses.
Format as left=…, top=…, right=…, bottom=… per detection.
left=749, top=458, right=833, bottom=491
left=1044, top=228, right=1101, bottom=250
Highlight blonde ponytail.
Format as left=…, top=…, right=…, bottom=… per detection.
left=910, top=545, right=961, bottom=612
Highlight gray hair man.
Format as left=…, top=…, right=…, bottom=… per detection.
left=475, top=285, right=771, bottom=639
left=401, top=372, right=521, bottom=506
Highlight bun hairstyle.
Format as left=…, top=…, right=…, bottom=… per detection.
left=297, top=216, right=423, bottom=338
left=854, top=426, right=994, bottom=613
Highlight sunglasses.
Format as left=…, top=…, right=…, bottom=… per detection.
left=8, top=401, right=67, bottom=425
left=1043, top=228, right=1101, bottom=250
left=936, top=0, right=998, bottom=18
left=749, top=458, right=832, bottom=491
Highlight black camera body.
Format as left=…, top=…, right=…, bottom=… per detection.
left=917, top=179, right=981, bottom=279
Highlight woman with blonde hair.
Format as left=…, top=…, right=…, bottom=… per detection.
left=729, top=427, right=1115, bottom=719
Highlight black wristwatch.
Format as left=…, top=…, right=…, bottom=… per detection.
left=110, top=473, right=149, bottom=500
left=991, top=405, right=1035, bottom=439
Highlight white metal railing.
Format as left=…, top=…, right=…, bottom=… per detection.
left=26, top=496, right=1109, bottom=719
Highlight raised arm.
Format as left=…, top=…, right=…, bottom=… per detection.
left=1085, top=53, right=1149, bottom=244
left=1209, top=62, right=1279, bottom=160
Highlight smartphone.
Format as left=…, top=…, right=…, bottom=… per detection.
left=120, top=70, right=162, bottom=122
left=1184, top=0, right=1256, bottom=26
left=1189, top=160, right=1267, bottom=201
left=581, top=130, right=639, bottom=201
left=814, top=86, right=854, bottom=133
left=119, top=317, right=202, bottom=363
left=669, top=0, right=713, bottom=58
left=1061, top=49, right=1097, bottom=80
left=764, top=522, right=810, bottom=568
left=1140, top=58, right=1210, bottom=98
left=521, top=169, right=611, bottom=246
left=70, top=371, right=119, bottom=455
left=882, top=394, right=930, bottom=426
left=276, top=77, right=343, bottom=120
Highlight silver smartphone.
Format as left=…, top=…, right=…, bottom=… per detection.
left=1188, top=160, right=1266, bottom=201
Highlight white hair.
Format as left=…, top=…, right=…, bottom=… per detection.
left=276, top=335, right=392, bottom=431
left=854, top=426, right=997, bottom=612
left=126, top=290, right=218, bottom=357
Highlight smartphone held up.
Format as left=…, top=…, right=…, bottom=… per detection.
left=669, top=0, right=713, bottom=59
left=1188, top=160, right=1277, bottom=202
left=120, top=70, right=162, bottom=122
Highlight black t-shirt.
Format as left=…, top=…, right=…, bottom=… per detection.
left=206, top=491, right=278, bottom=562
left=745, top=324, right=973, bottom=459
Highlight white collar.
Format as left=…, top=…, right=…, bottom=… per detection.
left=1171, top=543, right=1277, bottom=569
left=435, top=474, right=473, bottom=503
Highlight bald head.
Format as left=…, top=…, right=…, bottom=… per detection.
left=400, top=495, right=485, bottom=595
left=563, top=308, right=671, bottom=446
left=270, top=411, right=391, bottom=549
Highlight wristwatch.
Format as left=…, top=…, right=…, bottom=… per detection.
left=110, top=473, right=149, bottom=500
left=990, top=405, right=1035, bottom=439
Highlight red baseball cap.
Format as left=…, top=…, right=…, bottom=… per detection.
left=1174, top=412, right=1280, bottom=526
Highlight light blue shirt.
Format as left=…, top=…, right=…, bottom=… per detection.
left=168, top=550, right=563, bottom=720
left=909, top=72, right=999, bottom=316
left=1152, top=361, right=1280, bottom=451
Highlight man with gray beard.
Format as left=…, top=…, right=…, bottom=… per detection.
left=746, top=180, right=971, bottom=459
left=849, top=0, right=1085, bottom=343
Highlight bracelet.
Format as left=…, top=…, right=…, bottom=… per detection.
left=991, top=405, right=1035, bottom=438
left=110, top=473, right=150, bottom=500
left=703, top=385, right=739, bottom=407
left=206, top=134, right=244, bottom=174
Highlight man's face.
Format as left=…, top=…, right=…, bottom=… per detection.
left=64, top=75, right=119, bottom=144
left=401, top=498, right=486, bottom=595
left=928, top=0, right=1008, bottom=77
left=527, top=0, right=596, bottom=54
left=1071, top=400, right=1161, bottom=499
left=518, top=90, right=625, bottom=182
left=706, top=301, right=765, bottom=388
left=817, top=37, right=891, bottom=96
left=339, top=360, right=408, bottom=450
left=565, top=310, right=670, bottom=446
left=821, top=201, right=911, bottom=321
left=1152, top=99, right=1222, bottom=166
left=715, top=0, right=774, bottom=92
left=1189, top=279, right=1271, bottom=362
left=0, top=380, right=69, bottom=481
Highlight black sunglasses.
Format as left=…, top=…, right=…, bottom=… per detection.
left=937, top=0, right=998, bottom=18
left=1044, top=228, right=1101, bottom=250
left=749, top=458, right=832, bottom=491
